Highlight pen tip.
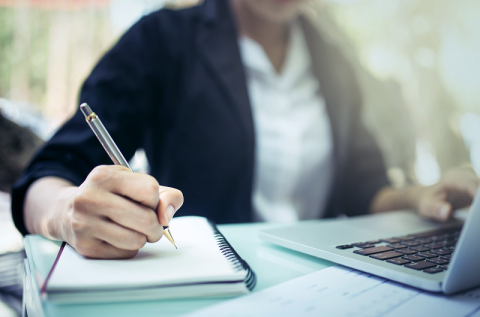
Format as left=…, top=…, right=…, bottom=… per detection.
left=175, top=246, right=178, bottom=249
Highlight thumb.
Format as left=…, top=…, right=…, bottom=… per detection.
left=157, top=201, right=176, bottom=227
left=157, top=187, right=183, bottom=226
left=420, top=196, right=452, bottom=222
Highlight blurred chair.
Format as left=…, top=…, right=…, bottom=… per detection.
left=0, top=112, right=43, bottom=193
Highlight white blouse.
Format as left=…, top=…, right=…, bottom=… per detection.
left=238, top=22, right=334, bottom=222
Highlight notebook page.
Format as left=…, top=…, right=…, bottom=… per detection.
left=47, top=216, right=245, bottom=291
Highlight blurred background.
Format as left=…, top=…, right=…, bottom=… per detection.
left=0, top=0, right=479, bottom=314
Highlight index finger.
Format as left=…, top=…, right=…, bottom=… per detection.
left=88, top=165, right=160, bottom=210
left=451, top=179, right=479, bottom=198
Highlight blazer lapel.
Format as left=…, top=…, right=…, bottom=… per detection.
left=300, top=17, right=350, bottom=165
left=196, top=0, right=254, bottom=142
left=301, top=16, right=354, bottom=218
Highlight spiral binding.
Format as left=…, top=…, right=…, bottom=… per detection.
left=209, top=220, right=257, bottom=291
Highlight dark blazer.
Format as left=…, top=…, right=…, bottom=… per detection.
left=11, top=0, right=389, bottom=235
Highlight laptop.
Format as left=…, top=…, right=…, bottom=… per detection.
left=259, top=187, right=480, bottom=294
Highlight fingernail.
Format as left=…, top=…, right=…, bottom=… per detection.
left=165, top=205, right=175, bottom=224
left=439, top=205, right=450, bottom=219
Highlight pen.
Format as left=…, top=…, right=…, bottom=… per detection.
left=79, top=103, right=177, bottom=249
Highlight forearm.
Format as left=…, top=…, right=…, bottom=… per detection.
left=369, top=186, right=426, bottom=214
left=24, top=177, right=77, bottom=240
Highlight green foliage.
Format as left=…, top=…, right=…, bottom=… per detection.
left=0, top=7, right=14, bottom=98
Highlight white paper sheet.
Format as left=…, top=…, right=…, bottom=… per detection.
left=182, top=266, right=480, bottom=317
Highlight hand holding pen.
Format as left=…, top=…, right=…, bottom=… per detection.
left=80, top=103, right=178, bottom=249
left=27, top=102, right=183, bottom=264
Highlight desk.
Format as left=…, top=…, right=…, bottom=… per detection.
left=23, top=222, right=334, bottom=317
left=0, top=191, right=23, bottom=254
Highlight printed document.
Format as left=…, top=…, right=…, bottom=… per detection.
left=182, top=266, right=480, bottom=317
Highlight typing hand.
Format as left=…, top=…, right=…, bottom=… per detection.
left=65, top=165, right=183, bottom=259
left=416, top=167, right=479, bottom=221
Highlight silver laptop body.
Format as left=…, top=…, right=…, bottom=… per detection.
left=259, top=187, right=480, bottom=294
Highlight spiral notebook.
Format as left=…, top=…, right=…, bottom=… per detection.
left=44, top=216, right=256, bottom=304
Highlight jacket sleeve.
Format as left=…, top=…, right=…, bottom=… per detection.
left=10, top=12, right=173, bottom=236
left=341, top=86, right=391, bottom=217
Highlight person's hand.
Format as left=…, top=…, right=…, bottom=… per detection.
left=62, top=165, right=183, bottom=259
left=414, top=167, right=479, bottom=221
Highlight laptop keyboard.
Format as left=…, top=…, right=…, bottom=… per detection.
left=336, top=226, right=462, bottom=274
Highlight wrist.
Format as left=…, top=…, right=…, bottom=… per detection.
left=45, top=186, right=78, bottom=242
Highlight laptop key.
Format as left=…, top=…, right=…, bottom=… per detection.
left=442, top=241, right=456, bottom=247
left=423, top=243, right=444, bottom=249
left=366, top=240, right=381, bottom=244
left=405, top=261, right=436, bottom=270
left=361, top=244, right=376, bottom=249
left=387, top=258, right=411, bottom=265
left=438, top=265, right=449, bottom=270
left=410, top=246, right=430, bottom=252
left=370, top=251, right=403, bottom=260
left=431, top=234, right=449, bottom=240
left=393, top=236, right=416, bottom=241
left=416, top=252, right=437, bottom=258
left=381, top=238, right=402, bottom=244
left=336, top=245, right=353, bottom=250
left=386, top=243, right=405, bottom=249
left=440, top=254, right=452, bottom=260
left=400, top=241, right=420, bottom=247
left=354, top=246, right=394, bottom=256
left=402, top=255, right=425, bottom=261
left=351, top=242, right=369, bottom=247
left=396, top=248, right=417, bottom=255
left=427, top=258, right=449, bottom=265
left=415, top=238, right=432, bottom=244
left=424, top=267, right=444, bottom=274
left=431, top=249, right=452, bottom=256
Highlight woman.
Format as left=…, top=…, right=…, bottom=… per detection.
left=12, top=0, right=479, bottom=259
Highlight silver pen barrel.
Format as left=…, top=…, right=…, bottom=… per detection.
left=79, top=103, right=132, bottom=170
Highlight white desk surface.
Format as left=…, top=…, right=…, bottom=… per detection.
left=0, top=191, right=23, bottom=254
left=23, top=222, right=334, bottom=317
